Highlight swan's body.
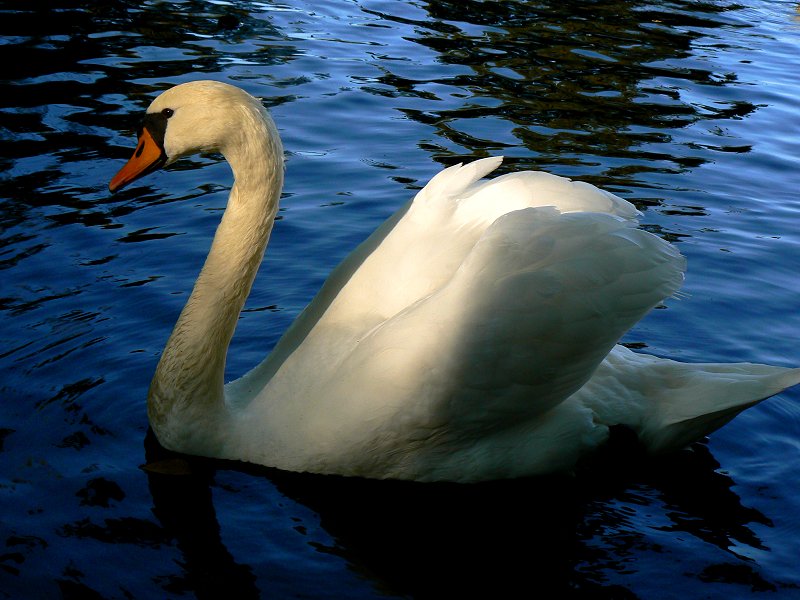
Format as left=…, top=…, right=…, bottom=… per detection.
left=110, top=81, right=800, bottom=482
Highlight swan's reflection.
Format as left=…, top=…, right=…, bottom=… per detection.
left=144, top=432, right=260, bottom=598
left=144, top=431, right=775, bottom=598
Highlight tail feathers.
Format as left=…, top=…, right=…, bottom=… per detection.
left=638, top=362, right=800, bottom=453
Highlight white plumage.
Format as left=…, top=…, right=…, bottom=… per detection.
left=110, top=81, right=800, bottom=482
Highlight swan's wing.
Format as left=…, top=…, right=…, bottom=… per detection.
left=290, top=157, right=641, bottom=330
left=337, top=206, right=685, bottom=434
left=233, top=159, right=685, bottom=479
left=240, top=158, right=521, bottom=384
left=238, top=158, right=659, bottom=398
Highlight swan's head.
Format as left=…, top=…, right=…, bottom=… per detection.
left=109, top=80, right=271, bottom=192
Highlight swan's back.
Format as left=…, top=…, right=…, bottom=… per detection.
left=227, top=158, right=715, bottom=480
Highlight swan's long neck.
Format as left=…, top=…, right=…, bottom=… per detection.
left=148, top=108, right=283, bottom=453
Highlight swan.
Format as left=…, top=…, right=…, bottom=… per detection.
left=109, top=80, right=800, bottom=482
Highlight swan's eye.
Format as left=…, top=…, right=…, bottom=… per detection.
left=161, top=108, right=174, bottom=118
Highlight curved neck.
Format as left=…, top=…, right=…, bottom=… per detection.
left=148, top=112, right=283, bottom=452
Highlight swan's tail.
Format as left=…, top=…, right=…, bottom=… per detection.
left=591, top=347, right=800, bottom=454
left=639, top=360, right=800, bottom=453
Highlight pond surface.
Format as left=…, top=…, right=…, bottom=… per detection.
left=1, top=0, right=799, bottom=597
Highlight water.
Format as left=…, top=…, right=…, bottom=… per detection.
left=1, top=0, right=799, bottom=597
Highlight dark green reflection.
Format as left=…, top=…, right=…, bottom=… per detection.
left=366, top=0, right=755, bottom=188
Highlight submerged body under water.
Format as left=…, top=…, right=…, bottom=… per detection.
left=1, top=0, right=799, bottom=597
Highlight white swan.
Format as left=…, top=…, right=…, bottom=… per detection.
left=110, top=80, right=800, bottom=482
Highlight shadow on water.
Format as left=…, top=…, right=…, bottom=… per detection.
left=142, top=431, right=775, bottom=598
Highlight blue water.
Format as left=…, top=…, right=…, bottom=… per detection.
left=2, top=0, right=799, bottom=597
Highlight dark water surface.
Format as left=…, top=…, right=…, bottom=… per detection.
left=2, top=0, right=799, bottom=597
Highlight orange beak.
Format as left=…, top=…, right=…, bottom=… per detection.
left=109, top=127, right=167, bottom=193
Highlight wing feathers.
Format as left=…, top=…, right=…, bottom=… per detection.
left=343, top=206, right=684, bottom=437
left=415, top=156, right=504, bottom=204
